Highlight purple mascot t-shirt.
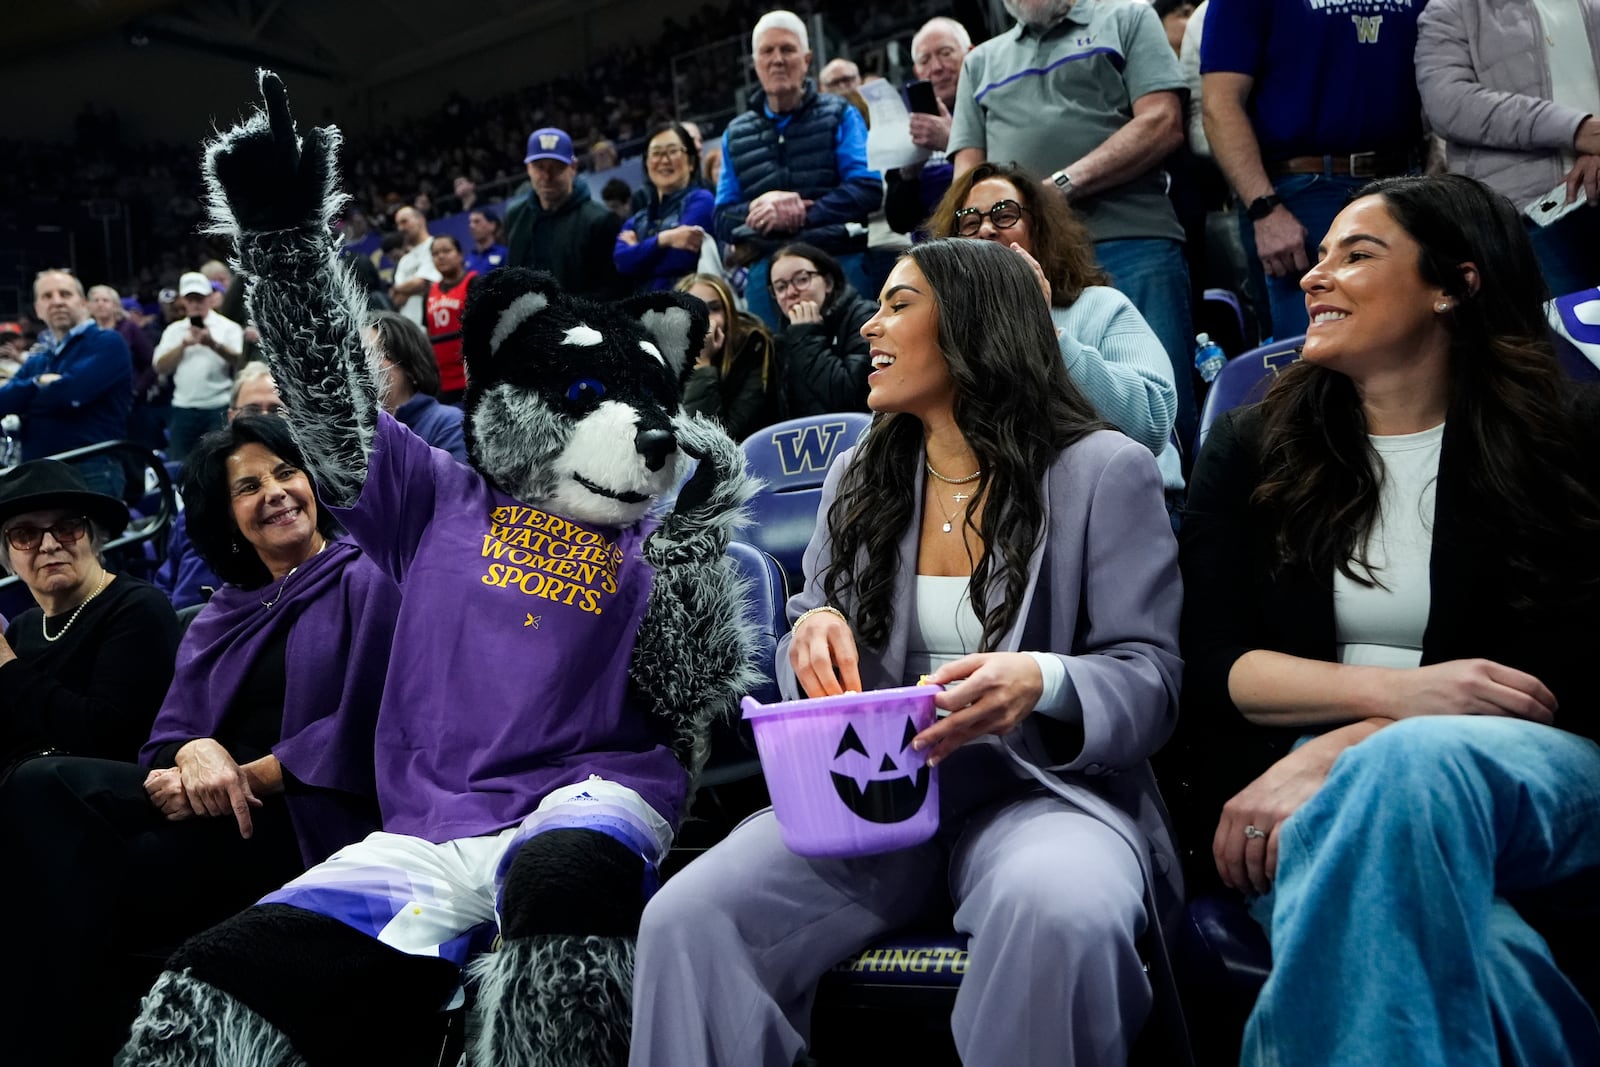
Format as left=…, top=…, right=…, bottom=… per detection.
left=332, top=414, right=687, bottom=842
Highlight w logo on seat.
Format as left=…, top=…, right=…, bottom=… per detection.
left=1352, top=14, right=1383, bottom=43
left=770, top=422, right=849, bottom=476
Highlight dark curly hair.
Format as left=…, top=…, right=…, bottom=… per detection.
left=820, top=238, right=1107, bottom=651
left=1254, top=174, right=1600, bottom=607
left=182, top=414, right=342, bottom=589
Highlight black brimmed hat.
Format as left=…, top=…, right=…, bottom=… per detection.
left=0, top=460, right=130, bottom=535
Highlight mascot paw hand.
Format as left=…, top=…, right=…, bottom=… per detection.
left=644, top=414, right=752, bottom=567
left=667, top=413, right=744, bottom=518
left=207, top=70, right=340, bottom=234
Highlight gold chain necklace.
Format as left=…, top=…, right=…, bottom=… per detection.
left=41, top=569, right=110, bottom=643
left=925, top=460, right=981, bottom=484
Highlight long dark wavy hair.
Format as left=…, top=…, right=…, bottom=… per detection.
left=820, top=238, right=1108, bottom=650
left=1254, top=174, right=1600, bottom=606
left=925, top=160, right=1109, bottom=307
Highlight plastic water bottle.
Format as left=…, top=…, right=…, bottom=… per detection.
left=1194, top=332, right=1226, bottom=384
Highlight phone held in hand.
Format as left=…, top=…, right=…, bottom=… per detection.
left=1524, top=182, right=1589, bottom=229
left=905, top=79, right=939, bottom=115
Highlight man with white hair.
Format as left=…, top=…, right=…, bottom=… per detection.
left=885, top=15, right=975, bottom=234
left=713, top=9, right=882, bottom=328
left=949, top=0, right=1198, bottom=448
left=0, top=270, right=132, bottom=493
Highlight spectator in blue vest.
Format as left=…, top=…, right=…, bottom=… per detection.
left=714, top=10, right=883, bottom=329
left=0, top=270, right=132, bottom=498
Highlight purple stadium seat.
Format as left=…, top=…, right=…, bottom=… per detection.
left=1194, top=336, right=1305, bottom=455
left=1549, top=287, right=1600, bottom=384
left=739, top=413, right=873, bottom=592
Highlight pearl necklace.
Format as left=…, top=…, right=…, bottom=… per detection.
left=261, top=538, right=327, bottom=609
left=41, top=570, right=111, bottom=643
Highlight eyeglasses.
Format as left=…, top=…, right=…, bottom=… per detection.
left=770, top=269, right=819, bottom=297
left=952, top=200, right=1028, bottom=237
left=5, top=515, right=90, bottom=552
left=913, top=44, right=961, bottom=67
left=231, top=403, right=286, bottom=419
left=647, top=145, right=687, bottom=161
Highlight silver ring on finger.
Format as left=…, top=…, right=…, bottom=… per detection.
left=1243, top=824, right=1267, bottom=840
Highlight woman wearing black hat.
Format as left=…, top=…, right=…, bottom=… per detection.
left=0, top=459, right=181, bottom=772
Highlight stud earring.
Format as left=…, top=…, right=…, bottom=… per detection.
left=1435, top=302, right=1450, bottom=312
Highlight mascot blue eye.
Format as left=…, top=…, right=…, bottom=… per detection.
left=566, top=378, right=607, bottom=403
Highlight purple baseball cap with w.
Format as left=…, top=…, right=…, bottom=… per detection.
left=524, top=128, right=575, bottom=165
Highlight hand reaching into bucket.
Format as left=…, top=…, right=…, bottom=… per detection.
left=789, top=606, right=863, bottom=698
left=913, top=653, right=1043, bottom=767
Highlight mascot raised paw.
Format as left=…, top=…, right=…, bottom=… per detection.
left=120, top=71, right=759, bottom=1067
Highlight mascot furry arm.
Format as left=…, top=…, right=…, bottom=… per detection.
left=203, top=71, right=759, bottom=783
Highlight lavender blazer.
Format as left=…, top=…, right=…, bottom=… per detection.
left=776, top=428, right=1186, bottom=934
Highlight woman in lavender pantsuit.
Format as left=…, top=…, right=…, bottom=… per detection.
left=629, top=237, right=1185, bottom=1067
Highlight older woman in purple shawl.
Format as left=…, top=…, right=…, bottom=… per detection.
left=0, top=414, right=401, bottom=1066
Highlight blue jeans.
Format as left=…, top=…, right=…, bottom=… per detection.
left=1238, top=173, right=1368, bottom=341
left=1094, top=237, right=1196, bottom=457
left=1245, top=717, right=1600, bottom=1067
left=165, top=405, right=227, bottom=464
left=745, top=251, right=876, bottom=332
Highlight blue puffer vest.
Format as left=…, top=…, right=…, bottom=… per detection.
left=725, top=80, right=849, bottom=203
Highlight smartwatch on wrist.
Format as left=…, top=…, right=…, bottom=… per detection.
left=1247, top=194, right=1283, bottom=221
left=1051, top=169, right=1075, bottom=200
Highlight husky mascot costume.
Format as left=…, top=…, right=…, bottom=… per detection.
left=120, top=72, right=759, bottom=1067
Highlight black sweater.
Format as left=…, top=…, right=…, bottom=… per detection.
left=0, top=575, right=182, bottom=765
left=774, top=285, right=877, bottom=419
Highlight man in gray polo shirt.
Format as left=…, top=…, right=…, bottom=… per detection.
left=950, top=0, right=1195, bottom=447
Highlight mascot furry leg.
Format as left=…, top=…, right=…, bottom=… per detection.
left=121, top=906, right=459, bottom=1066
left=470, top=829, right=649, bottom=1066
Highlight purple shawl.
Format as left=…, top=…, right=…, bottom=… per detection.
left=141, top=538, right=401, bottom=862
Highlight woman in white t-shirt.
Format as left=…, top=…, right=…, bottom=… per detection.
left=1179, top=174, right=1600, bottom=1064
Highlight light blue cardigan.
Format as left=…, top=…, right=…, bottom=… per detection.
left=1054, top=286, right=1185, bottom=491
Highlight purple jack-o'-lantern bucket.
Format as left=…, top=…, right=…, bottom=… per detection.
left=741, top=685, right=942, bottom=858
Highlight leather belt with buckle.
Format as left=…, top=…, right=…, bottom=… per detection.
left=1268, top=153, right=1414, bottom=178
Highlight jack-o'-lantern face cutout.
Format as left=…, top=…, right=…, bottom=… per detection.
left=829, top=716, right=930, bottom=824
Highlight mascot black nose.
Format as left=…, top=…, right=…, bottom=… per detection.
left=635, top=428, right=676, bottom=472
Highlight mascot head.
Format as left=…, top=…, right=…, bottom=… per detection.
left=457, top=269, right=708, bottom=526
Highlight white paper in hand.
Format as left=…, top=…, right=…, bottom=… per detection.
left=861, top=80, right=929, bottom=172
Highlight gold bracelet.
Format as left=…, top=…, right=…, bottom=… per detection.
left=793, top=605, right=847, bottom=632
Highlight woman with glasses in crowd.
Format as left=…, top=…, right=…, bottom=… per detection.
left=615, top=123, right=715, bottom=293
left=1180, top=175, right=1600, bottom=1064
left=676, top=272, right=779, bottom=440
left=0, top=460, right=181, bottom=772
left=770, top=241, right=878, bottom=418
left=928, top=162, right=1185, bottom=510
left=0, top=414, right=401, bottom=1064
